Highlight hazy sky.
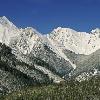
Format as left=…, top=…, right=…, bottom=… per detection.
left=0, top=0, right=100, bottom=33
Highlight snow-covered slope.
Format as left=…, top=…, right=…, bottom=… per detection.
left=0, top=16, right=100, bottom=82
left=1, top=16, right=100, bottom=56
left=0, top=16, right=73, bottom=81
left=45, top=35, right=77, bottom=69
left=10, top=27, right=44, bottom=55
left=47, top=27, right=100, bottom=55
left=0, top=16, right=44, bottom=55
left=0, top=16, right=19, bottom=45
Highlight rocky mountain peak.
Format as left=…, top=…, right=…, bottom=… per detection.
left=91, top=28, right=100, bottom=38
left=0, top=16, right=16, bottom=28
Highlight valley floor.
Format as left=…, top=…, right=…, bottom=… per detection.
left=1, top=76, right=100, bottom=100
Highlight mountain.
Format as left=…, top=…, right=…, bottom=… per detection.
left=46, top=27, right=100, bottom=81
left=47, top=27, right=100, bottom=55
left=0, top=16, right=72, bottom=83
left=0, top=43, right=52, bottom=95
left=0, top=16, right=100, bottom=95
left=65, top=49, right=100, bottom=82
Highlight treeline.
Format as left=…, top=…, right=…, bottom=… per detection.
left=1, top=75, right=100, bottom=100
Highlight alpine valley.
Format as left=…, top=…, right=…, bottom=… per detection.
left=0, top=16, right=100, bottom=100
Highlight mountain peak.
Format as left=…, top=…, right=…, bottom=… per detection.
left=2, top=16, right=9, bottom=20
left=0, top=16, right=19, bottom=45
left=0, top=16, right=16, bottom=28
left=47, top=27, right=100, bottom=55
left=91, top=28, right=100, bottom=34
left=0, top=16, right=10, bottom=24
left=53, top=27, right=76, bottom=33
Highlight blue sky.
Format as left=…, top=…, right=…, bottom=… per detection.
left=0, top=0, right=100, bottom=33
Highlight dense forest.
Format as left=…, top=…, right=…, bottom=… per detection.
left=1, top=76, right=100, bottom=100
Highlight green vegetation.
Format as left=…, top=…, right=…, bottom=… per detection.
left=1, top=76, right=100, bottom=100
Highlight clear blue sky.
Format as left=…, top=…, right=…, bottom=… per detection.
left=0, top=0, right=100, bottom=33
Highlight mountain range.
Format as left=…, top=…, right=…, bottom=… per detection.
left=0, top=16, right=100, bottom=95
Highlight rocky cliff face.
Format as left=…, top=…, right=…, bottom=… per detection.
left=47, top=27, right=100, bottom=55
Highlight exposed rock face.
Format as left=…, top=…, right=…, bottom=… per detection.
left=47, top=27, right=100, bottom=55
left=0, top=16, right=20, bottom=45
left=0, top=43, right=52, bottom=95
